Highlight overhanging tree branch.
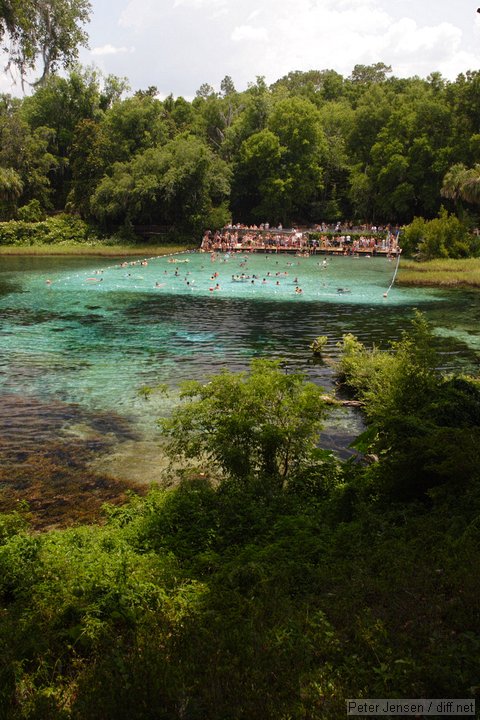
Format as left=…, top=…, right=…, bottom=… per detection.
left=0, top=0, right=91, bottom=86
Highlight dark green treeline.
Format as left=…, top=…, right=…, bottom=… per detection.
left=2, top=63, right=480, bottom=232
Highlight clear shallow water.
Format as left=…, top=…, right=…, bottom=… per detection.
left=1, top=252, right=479, bottom=480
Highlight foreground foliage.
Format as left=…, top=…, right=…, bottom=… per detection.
left=0, top=318, right=479, bottom=718
left=160, top=359, right=327, bottom=488
left=337, top=313, right=480, bottom=498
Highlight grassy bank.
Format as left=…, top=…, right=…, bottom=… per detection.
left=0, top=242, right=195, bottom=257
left=398, top=257, right=480, bottom=287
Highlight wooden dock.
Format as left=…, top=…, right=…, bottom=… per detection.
left=205, top=244, right=399, bottom=256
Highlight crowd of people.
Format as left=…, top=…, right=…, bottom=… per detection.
left=201, top=223, right=401, bottom=256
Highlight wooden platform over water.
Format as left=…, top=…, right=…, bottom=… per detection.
left=206, top=245, right=399, bottom=256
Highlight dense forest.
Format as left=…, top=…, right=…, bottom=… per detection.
left=2, top=62, right=480, bottom=237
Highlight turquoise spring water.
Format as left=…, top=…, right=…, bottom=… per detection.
left=1, top=251, right=479, bottom=480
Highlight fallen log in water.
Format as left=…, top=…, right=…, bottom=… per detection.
left=321, top=394, right=363, bottom=407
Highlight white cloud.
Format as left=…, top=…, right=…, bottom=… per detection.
left=173, top=0, right=226, bottom=7
left=246, top=8, right=262, bottom=22
left=386, top=19, right=459, bottom=56
left=119, top=0, right=229, bottom=33
left=231, top=25, right=268, bottom=42
left=88, top=0, right=480, bottom=96
left=119, top=0, right=160, bottom=32
left=220, top=0, right=479, bottom=85
left=92, top=44, right=134, bottom=56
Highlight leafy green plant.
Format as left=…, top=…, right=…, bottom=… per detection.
left=0, top=214, right=96, bottom=246
left=336, top=312, right=480, bottom=498
left=310, top=335, right=328, bottom=356
left=17, top=200, right=46, bottom=222
left=402, top=208, right=479, bottom=260
left=160, top=358, right=327, bottom=489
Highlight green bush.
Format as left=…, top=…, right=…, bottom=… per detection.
left=0, top=474, right=479, bottom=719
left=160, top=358, right=327, bottom=489
left=402, top=207, right=479, bottom=260
left=336, top=312, right=480, bottom=498
left=17, top=200, right=46, bottom=222
left=0, top=214, right=97, bottom=246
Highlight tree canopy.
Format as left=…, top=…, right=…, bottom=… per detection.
left=2, top=62, right=480, bottom=241
left=0, top=0, right=91, bottom=84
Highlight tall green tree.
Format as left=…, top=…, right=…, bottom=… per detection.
left=67, top=118, right=110, bottom=216
left=317, top=100, right=353, bottom=219
left=0, top=166, right=23, bottom=218
left=269, top=69, right=343, bottom=106
left=347, top=84, right=393, bottom=166
left=0, top=0, right=91, bottom=84
left=231, top=128, right=284, bottom=222
left=91, top=134, right=231, bottom=232
left=21, top=68, right=126, bottom=207
left=268, top=97, right=327, bottom=222
left=0, top=94, right=57, bottom=209
left=101, top=94, right=170, bottom=164
left=232, top=96, right=326, bottom=224
left=349, top=62, right=392, bottom=86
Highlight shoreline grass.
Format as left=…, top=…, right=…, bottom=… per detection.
left=397, top=257, right=480, bottom=288
left=0, top=241, right=196, bottom=257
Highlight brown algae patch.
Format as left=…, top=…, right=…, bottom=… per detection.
left=0, top=395, right=148, bottom=529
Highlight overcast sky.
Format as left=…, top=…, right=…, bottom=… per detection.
left=4, top=0, right=480, bottom=97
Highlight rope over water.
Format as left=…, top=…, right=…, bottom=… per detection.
left=58, top=250, right=192, bottom=284
left=383, top=231, right=401, bottom=298
left=383, top=249, right=401, bottom=298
